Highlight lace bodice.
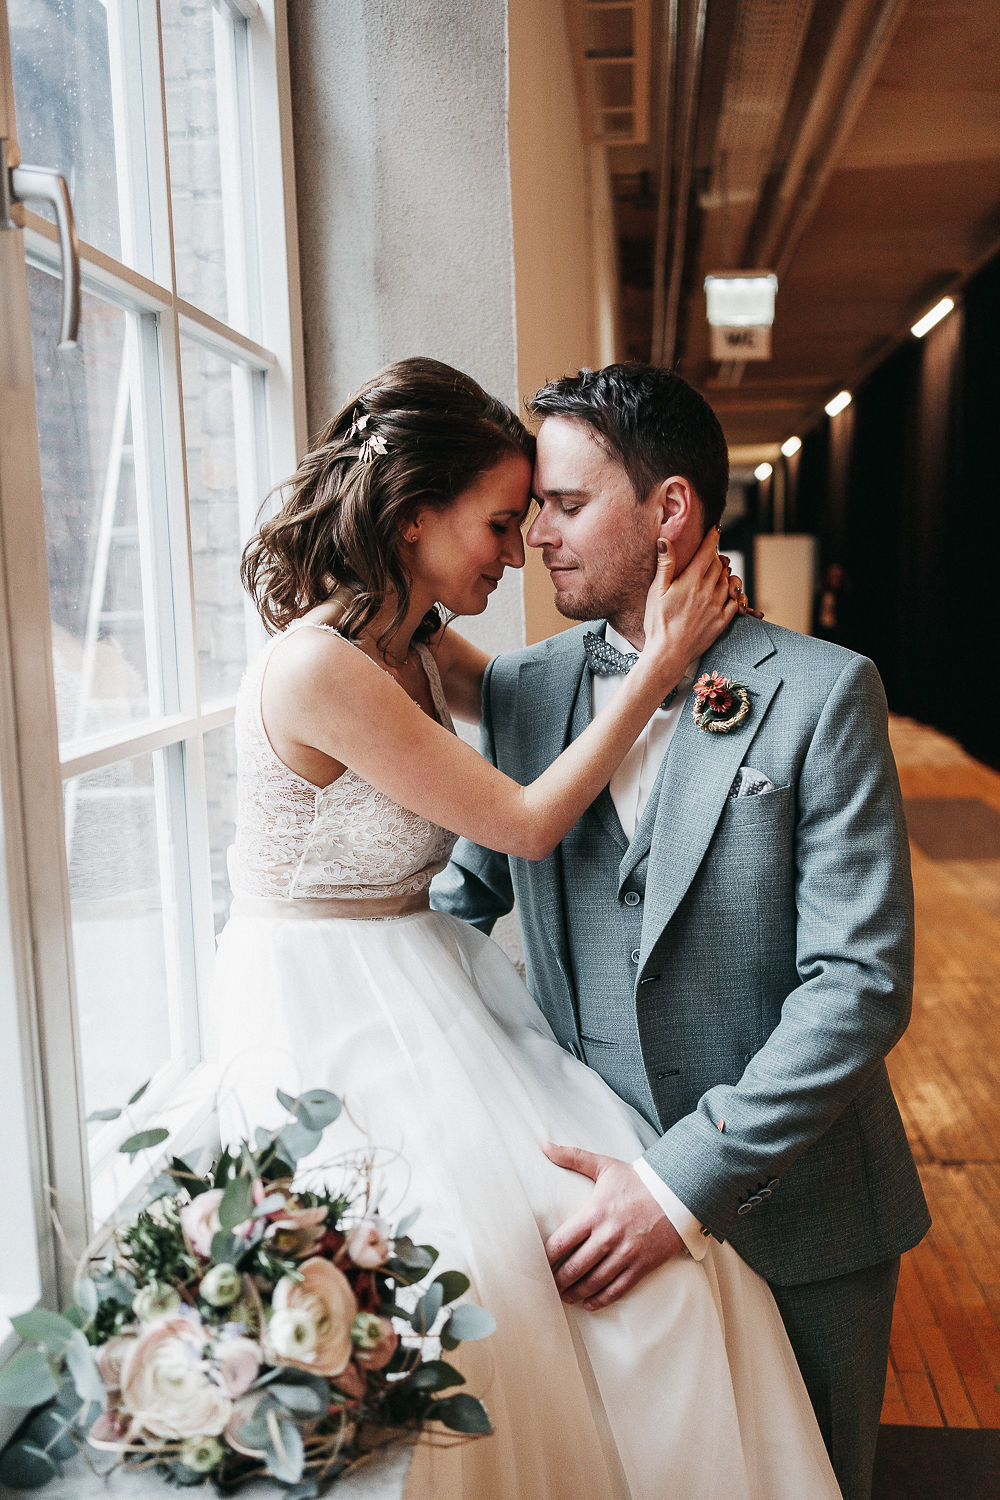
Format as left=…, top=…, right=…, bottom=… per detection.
left=229, top=622, right=458, bottom=901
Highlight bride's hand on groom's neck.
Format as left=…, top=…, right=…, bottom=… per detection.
left=541, top=1143, right=684, bottom=1311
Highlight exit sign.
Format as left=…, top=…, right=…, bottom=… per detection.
left=710, top=324, right=772, bottom=360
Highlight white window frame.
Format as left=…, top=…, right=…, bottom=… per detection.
left=0, top=1, right=306, bottom=1425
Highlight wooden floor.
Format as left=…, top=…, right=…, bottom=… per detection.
left=880, top=716, right=1000, bottom=1428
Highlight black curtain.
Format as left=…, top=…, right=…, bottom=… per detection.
left=777, top=250, right=1000, bottom=768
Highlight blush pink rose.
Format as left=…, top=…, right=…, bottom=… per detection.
left=180, top=1188, right=253, bottom=1260
left=345, top=1219, right=391, bottom=1269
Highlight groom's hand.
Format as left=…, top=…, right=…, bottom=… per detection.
left=542, top=1143, right=684, bottom=1310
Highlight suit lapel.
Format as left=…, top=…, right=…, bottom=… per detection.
left=638, top=617, right=783, bottom=967
left=569, top=638, right=628, bottom=851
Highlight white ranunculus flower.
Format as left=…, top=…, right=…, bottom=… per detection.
left=120, top=1318, right=232, bottom=1441
left=268, top=1307, right=318, bottom=1364
left=132, top=1283, right=182, bottom=1324
left=199, top=1263, right=241, bottom=1307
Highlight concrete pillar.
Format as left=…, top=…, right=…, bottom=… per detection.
left=286, top=0, right=524, bottom=654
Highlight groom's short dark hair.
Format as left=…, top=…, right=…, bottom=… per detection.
left=528, top=363, right=729, bottom=528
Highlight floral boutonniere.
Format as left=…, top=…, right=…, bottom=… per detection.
left=692, top=670, right=751, bottom=733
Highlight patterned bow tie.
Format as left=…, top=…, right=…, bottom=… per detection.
left=582, top=631, right=678, bottom=711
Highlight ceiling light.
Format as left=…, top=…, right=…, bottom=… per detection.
left=705, top=272, right=778, bottom=362
left=754, top=462, right=773, bottom=482
left=780, top=436, right=801, bottom=457
left=704, top=273, right=778, bottom=328
left=824, top=391, right=852, bottom=418
left=911, top=296, right=955, bottom=339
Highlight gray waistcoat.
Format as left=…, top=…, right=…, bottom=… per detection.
left=561, top=671, right=662, bottom=1127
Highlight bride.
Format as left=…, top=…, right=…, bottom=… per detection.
left=214, top=356, right=840, bottom=1498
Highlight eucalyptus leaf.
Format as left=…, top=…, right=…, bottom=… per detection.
left=119, top=1127, right=169, bottom=1157
left=431, top=1392, right=492, bottom=1435
left=404, top=1359, right=465, bottom=1393
left=0, top=1438, right=60, bottom=1489
left=210, top=1229, right=243, bottom=1265
left=394, top=1207, right=420, bottom=1238
left=253, top=1192, right=287, bottom=1218
left=98, top=1271, right=136, bottom=1304
left=276, top=1088, right=297, bottom=1114
left=127, top=1078, right=151, bottom=1105
left=412, top=1281, right=443, bottom=1335
left=62, top=1306, right=85, bottom=1330
left=294, top=1088, right=341, bottom=1131
left=168, top=1461, right=205, bottom=1487
left=143, top=1171, right=178, bottom=1204
left=433, top=1270, right=470, bottom=1305
left=442, top=1303, right=496, bottom=1344
left=255, top=1126, right=273, bottom=1151
left=0, top=1347, right=59, bottom=1408
left=283, top=1484, right=321, bottom=1500
left=390, top=1236, right=435, bottom=1274
left=11, top=1308, right=76, bottom=1355
left=86, top=1107, right=121, bottom=1123
left=218, top=1173, right=255, bottom=1230
left=73, top=1278, right=99, bottom=1320
left=65, top=1331, right=105, bottom=1405
left=264, top=1412, right=305, bottom=1484
left=269, top=1382, right=325, bottom=1416
left=22, top=1406, right=79, bottom=1462
left=276, top=1120, right=322, bottom=1162
left=269, top=1371, right=330, bottom=1404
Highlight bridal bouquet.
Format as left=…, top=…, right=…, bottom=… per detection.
left=0, top=1086, right=494, bottom=1495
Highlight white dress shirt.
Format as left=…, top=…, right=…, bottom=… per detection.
left=592, top=625, right=708, bottom=1260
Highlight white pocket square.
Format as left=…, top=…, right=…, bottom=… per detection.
left=730, top=766, right=777, bottom=799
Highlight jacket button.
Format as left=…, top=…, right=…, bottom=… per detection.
left=767, top=1177, right=780, bottom=1190
left=630, top=948, right=640, bottom=963
left=737, top=1203, right=753, bottom=1216
left=624, top=890, right=641, bottom=905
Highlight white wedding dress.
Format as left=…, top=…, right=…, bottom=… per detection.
left=212, top=622, right=841, bottom=1500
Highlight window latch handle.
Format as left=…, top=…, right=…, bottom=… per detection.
left=0, top=137, right=81, bottom=350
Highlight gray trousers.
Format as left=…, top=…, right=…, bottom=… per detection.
left=770, top=1256, right=900, bottom=1500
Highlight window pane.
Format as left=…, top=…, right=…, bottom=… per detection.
left=10, top=0, right=127, bottom=263
left=65, top=749, right=190, bottom=1129
left=204, top=723, right=238, bottom=936
left=181, top=336, right=258, bottom=703
left=28, top=268, right=160, bottom=747
left=162, top=0, right=252, bottom=328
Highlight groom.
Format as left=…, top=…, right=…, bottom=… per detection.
left=432, top=363, right=930, bottom=1500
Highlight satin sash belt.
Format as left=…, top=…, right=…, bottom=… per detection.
left=231, top=890, right=431, bottom=921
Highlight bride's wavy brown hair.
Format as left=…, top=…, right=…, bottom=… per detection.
left=242, top=357, right=534, bottom=645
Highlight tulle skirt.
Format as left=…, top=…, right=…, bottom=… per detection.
left=212, top=904, right=840, bottom=1499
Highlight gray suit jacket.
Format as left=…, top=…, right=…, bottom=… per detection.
left=432, top=614, right=930, bottom=1286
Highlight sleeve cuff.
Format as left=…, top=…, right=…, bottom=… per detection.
left=632, top=1158, right=710, bottom=1261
